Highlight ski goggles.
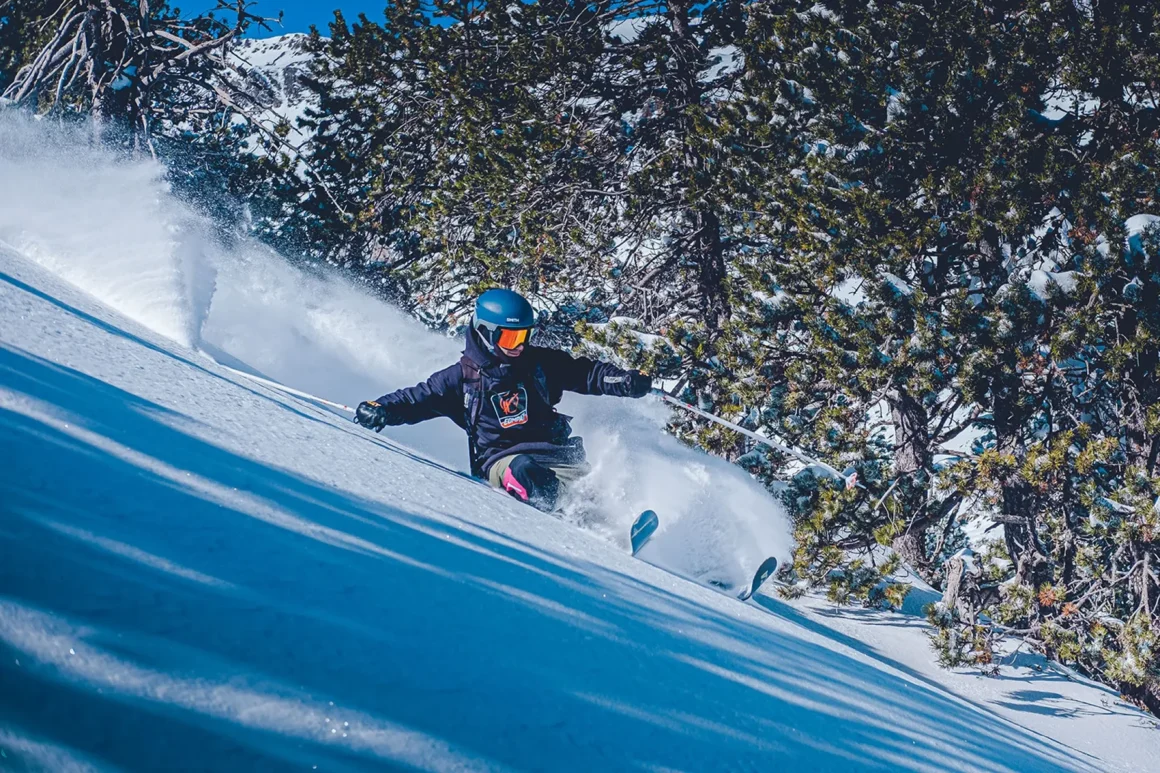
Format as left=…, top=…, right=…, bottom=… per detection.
left=494, top=326, right=532, bottom=349
left=477, top=320, right=535, bottom=350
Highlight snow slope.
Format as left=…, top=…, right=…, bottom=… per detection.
left=2, top=115, right=1159, bottom=772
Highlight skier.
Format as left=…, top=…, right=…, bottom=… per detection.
left=354, top=289, right=652, bottom=511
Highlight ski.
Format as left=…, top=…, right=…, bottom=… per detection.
left=626, top=510, right=774, bottom=603
left=737, top=556, right=779, bottom=601
left=630, top=509, right=659, bottom=556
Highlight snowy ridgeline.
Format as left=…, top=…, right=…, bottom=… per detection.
left=232, top=34, right=318, bottom=150
left=1, top=115, right=1159, bottom=771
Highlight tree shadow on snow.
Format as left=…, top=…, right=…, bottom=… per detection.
left=0, top=317, right=1116, bottom=773
left=992, top=690, right=1137, bottom=719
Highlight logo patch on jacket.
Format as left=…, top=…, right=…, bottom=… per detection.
left=490, top=385, right=529, bottom=429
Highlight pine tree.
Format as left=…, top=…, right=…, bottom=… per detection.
left=282, top=1, right=621, bottom=321
left=724, top=1, right=1052, bottom=585
left=566, top=0, right=801, bottom=465
left=959, top=0, right=1160, bottom=714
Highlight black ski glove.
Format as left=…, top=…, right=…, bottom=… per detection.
left=627, top=371, right=653, bottom=398
left=354, top=400, right=395, bottom=431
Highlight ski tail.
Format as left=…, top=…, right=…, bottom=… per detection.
left=738, top=556, right=779, bottom=601
left=630, top=510, right=659, bottom=556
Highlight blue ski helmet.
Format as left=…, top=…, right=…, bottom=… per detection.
left=473, top=289, right=536, bottom=352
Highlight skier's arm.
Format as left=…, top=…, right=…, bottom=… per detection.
left=545, top=349, right=651, bottom=398
left=355, top=364, right=463, bottom=431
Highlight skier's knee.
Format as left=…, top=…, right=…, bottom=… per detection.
left=503, top=456, right=560, bottom=512
left=500, top=465, right=530, bottom=501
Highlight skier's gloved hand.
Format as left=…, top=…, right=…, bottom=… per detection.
left=627, top=371, right=652, bottom=398
left=355, top=400, right=394, bottom=431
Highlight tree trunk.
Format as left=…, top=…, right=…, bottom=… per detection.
left=992, top=370, right=1050, bottom=588
left=893, top=529, right=928, bottom=574
left=891, top=388, right=930, bottom=473
left=941, top=556, right=966, bottom=617
left=696, top=207, right=729, bottom=335
left=667, top=0, right=729, bottom=343
left=888, top=389, right=935, bottom=572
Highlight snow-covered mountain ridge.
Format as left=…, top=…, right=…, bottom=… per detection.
left=1, top=115, right=1159, bottom=773
left=235, top=33, right=315, bottom=111
left=233, top=33, right=318, bottom=150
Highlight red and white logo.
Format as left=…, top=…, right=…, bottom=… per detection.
left=490, top=386, right=529, bottom=429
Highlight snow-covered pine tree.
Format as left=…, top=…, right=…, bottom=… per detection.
left=287, top=0, right=765, bottom=361
left=255, top=6, right=431, bottom=295
left=573, top=0, right=792, bottom=462
left=952, top=0, right=1160, bottom=714
left=726, top=1, right=1061, bottom=592
left=761, top=0, right=1160, bottom=712
left=282, top=0, right=624, bottom=325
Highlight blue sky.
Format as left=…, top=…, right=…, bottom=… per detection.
left=192, top=1, right=388, bottom=35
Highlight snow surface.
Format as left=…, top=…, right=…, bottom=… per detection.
left=2, top=115, right=1160, bottom=771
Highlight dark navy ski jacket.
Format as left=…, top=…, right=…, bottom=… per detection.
left=373, top=331, right=640, bottom=477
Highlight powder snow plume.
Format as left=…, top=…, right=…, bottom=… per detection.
left=0, top=111, right=792, bottom=579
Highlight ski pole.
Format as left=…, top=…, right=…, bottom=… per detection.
left=652, top=389, right=854, bottom=487
left=216, top=364, right=356, bottom=413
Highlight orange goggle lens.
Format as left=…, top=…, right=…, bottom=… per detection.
left=496, top=327, right=531, bottom=349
